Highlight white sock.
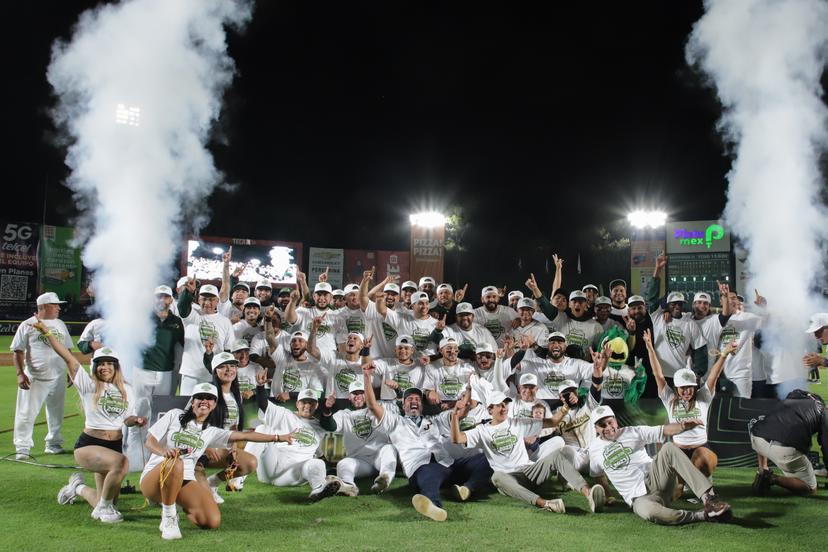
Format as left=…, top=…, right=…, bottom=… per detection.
left=207, top=474, right=222, bottom=487
left=97, top=498, right=113, bottom=508
left=76, top=484, right=88, bottom=495
left=162, top=504, right=176, bottom=517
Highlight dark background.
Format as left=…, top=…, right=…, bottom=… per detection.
left=2, top=1, right=762, bottom=294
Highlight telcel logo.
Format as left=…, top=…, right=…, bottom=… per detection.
left=674, top=224, right=725, bottom=248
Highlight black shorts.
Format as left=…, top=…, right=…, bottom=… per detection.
left=197, top=454, right=209, bottom=468
left=678, top=443, right=708, bottom=459
left=74, top=432, right=123, bottom=454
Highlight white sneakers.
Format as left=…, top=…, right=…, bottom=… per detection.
left=160, top=514, right=182, bottom=540
left=412, top=494, right=447, bottom=521
left=44, top=446, right=65, bottom=455
left=542, top=499, right=566, bottom=513
left=57, top=472, right=84, bottom=505
left=453, top=485, right=471, bottom=502
left=226, top=476, right=244, bottom=491
left=15, top=449, right=30, bottom=461
left=588, top=484, right=606, bottom=513
left=371, top=474, right=390, bottom=494
left=91, top=503, right=123, bottom=523
left=337, top=481, right=360, bottom=497
left=210, top=486, right=225, bottom=504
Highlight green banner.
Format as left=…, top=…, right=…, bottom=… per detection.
left=39, top=225, right=82, bottom=304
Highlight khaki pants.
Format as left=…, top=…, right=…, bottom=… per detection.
left=631, top=442, right=712, bottom=525
left=750, top=434, right=817, bottom=490
left=492, top=448, right=587, bottom=506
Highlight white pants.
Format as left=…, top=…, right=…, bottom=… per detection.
left=730, top=377, right=752, bottom=398
left=14, top=376, right=66, bottom=452
left=125, top=368, right=174, bottom=472
left=246, top=425, right=327, bottom=492
left=180, top=374, right=209, bottom=396
left=336, top=444, right=397, bottom=485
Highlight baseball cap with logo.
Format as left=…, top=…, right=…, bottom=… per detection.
left=508, top=291, right=524, bottom=301
left=199, top=284, right=219, bottom=297
left=291, top=330, right=309, bottom=341
left=232, top=282, right=251, bottom=293
left=673, top=368, right=698, bottom=388
left=297, top=389, right=319, bottom=402
left=595, top=296, right=612, bottom=307
left=666, top=291, right=685, bottom=304
left=401, top=281, right=418, bottom=291
left=519, top=373, right=539, bottom=386
left=348, top=380, right=365, bottom=394
left=609, top=279, right=627, bottom=291
left=582, top=284, right=599, bottom=293
left=256, top=280, right=273, bottom=290
left=693, top=292, right=712, bottom=303
left=92, top=347, right=119, bottom=364
left=486, top=391, right=512, bottom=408
left=806, top=313, right=828, bottom=333
left=481, top=285, right=499, bottom=297
left=475, top=343, right=495, bottom=354
left=191, top=382, right=219, bottom=399
left=314, top=282, right=332, bottom=294
left=211, top=351, right=239, bottom=371
left=569, top=290, right=587, bottom=301
left=154, top=285, right=173, bottom=297
left=410, top=291, right=430, bottom=304
left=344, top=284, right=360, bottom=295
left=439, top=337, right=458, bottom=350
left=558, top=379, right=578, bottom=394
left=230, top=339, right=250, bottom=353
left=419, top=277, right=436, bottom=287
left=332, top=289, right=345, bottom=297
left=436, top=283, right=453, bottom=293
left=628, top=295, right=645, bottom=306
left=384, top=283, right=400, bottom=294
left=547, top=332, right=567, bottom=343
left=396, top=334, right=415, bottom=348
left=590, top=405, right=616, bottom=427
left=517, top=297, right=536, bottom=310
left=243, top=297, right=261, bottom=308
left=456, top=302, right=474, bottom=315
left=36, top=292, right=67, bottom=306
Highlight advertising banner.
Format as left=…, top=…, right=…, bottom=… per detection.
left=0, top=221, right=40, bottom=318
left=410, top=225, right=445, bottom=283
left=665, top=220, right=730, bottom=254
left=376, top=250, right=409, bottom=283
left=630, top=238, right=665, bottom=296
left=183, top=235, right=303, bottom=286
left=308, top=247, right=344, bottom=288
left=39, top=225, right=83, bottom=305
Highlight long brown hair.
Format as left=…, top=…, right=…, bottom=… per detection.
left=670, top=385, right=696, bottom=417
left=92, top=360, right=129, bottom=410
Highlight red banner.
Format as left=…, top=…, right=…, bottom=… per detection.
left=410, top=225, right=444, bottom=283
left=341, top=250, right=409, bottom=286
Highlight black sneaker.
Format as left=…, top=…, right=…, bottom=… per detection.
left=751, top=469, right=772, bottom=496
left=309, top=478, right=341, bottom=503
left=704, top=496, right=733, bottom=522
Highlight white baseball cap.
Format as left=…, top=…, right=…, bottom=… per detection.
left=199, top=284, right=219, bottom=296
left=410, top=291, right=430, bottom=304
left=344, top=284, right=360, bottom=295
left=673, top=368, right=698, bottom=387
left=291, top=330, right=309, bottom=341
left=582, top=284, right=599, bottom=293
left=384, top=283, right=400, bottom=294
left=628, top=295, right=645, bottom=306
left=348, top=380, right=365, bottom=394
left=243, top=297, right=261, bottom=308
left=806, top=313, right=828, bottom=333
left=347, top=331, right=365, bottom=342
left=590, top=405, right=616, bottom=427
left=230, top=339, right=250, bottom=352
left=508, top=291, right=524, bottom=301
left=232, top=282, right=251, bottom=293
left=211, top=351, right=239, bottom=371
left=475, top=343, right=495, bottom=354
left=666, top=291, right=686, bottom=304
left=519, top=373, right=538, bottom=386
left=332, top=289, right=345, bottom=297
left=36, top=292, right=66, bottom=306
left=486, top=391, right=512, bottom=408
left=256, top=280, right=272, bottom=290
left=419, top=276, right=436, bottom=287
left=547, top=332, right=567, bottom=343
left=396, top=334, right=415, bottom=348
left=517, top=297, right=536, bottom=310
left=401, top=281, right=418, bottom=291
left=595, top=296, right=612, bottom=307
left=481, top=285, right=499, bottom=297
left=558, top=379, right=578, bottom=393
left=314, top=282, right=333, bottom=294
left=436, top=283, right=453, bottom=293
left=92, top=347, right=119, bottom=364
left=569, top=290, right=587, bottom=301
left=154, top=285, right=173, bottom=297
left=456, top=302, right=474, bottom=315
left=191, top=382, right=219, bottom=399
left=693, top=292, right=712, bottom=303
left=439, top=337, right=458, bottom=350
left=297, top=389, right=319, bottom=402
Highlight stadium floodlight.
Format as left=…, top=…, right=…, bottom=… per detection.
left=627, top=209, right=667, bottom=229
left=211, top=247, right=224, bottom=255
left=115, top=103, right=141, bottom=126
left=409, top=211, right=447, bottom=228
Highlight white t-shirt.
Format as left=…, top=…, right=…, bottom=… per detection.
left=444, top=402, right=492, bottom=459
left=259, top=402, right=327, bottom=459
left=424, top=361, right=476, bottom=401
left=650, top=311, right=705, bottom=377
left=236, top=362, right=261, bottom=397
left=79, top=318, right=107, bottom=346
left=219, top=300, right=243, bottom=321
left=233, top=320, right=262, bottom=345
left=444, top=323, right=498, bottom=352
left=11, top=316, right=73, bottom=380
left=221, top=392, right=240, bottom=430
left=549, top=312, right=603, bottom=359
left=332, top=408, right=389, bottom=460
left=464, top=418, right=542, bottom=472
left=270, top=349, right=328, bottom=395
left=180, top=309, right=234, bottom=380
left=372, top=358, right=427, bottom=401
left=476, top=357, right=513, bottom=394
left=73, top=367, right=135, bottom=431
left=377, top=409, right=454, bottom=477
left=337, top=307, right=368, bottom=344
left=518, top=356, right=593, bottom=399
left=659, top=385, right=712, bottom=447
left=717, top=311, right=762, bottom=383
left=363, top=301, right=399, bottom=358
left=141, top=409, right=231, bottom=482
left=473, top=305, right=519, bottom=346
left=512, top=320, right=549, bottom=347
left=319, top=350, right=363, bottom=399
left=508, top=397, right=552, bottom=419
left=589, top=425, right=664, bottom=506
left=383, top=308, right=438, bottom=354
left=292, top=306, right=339, bottom=353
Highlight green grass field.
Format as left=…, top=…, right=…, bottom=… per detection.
left=1, top=345, right=827, bottom=551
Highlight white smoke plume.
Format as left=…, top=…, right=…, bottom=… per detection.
left=687, top=0, right=828, bottom=391
left=47, top=0, right=252, bottom=375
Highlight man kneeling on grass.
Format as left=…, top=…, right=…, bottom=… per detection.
left=588, top=405, right=732, bottom=525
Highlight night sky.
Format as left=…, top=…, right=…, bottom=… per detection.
left=4, top=1, right=737, bottom=291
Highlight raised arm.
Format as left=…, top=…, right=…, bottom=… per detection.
left=31, top=318, right=81, bottom=379
left=642, top=328, right=667, bottom=393
left=359, top=267, right=377, bottom=311
left=362, top=363, right=385, bottom=420
left=285, top=288, right=300, bottom=325
left=219, top=247, right=232, bottom=303
left=552, top=254, right=563, bottom=295
left=706, top=339, right=738, bottom=393
left=307, top=314, right=325, bottom=361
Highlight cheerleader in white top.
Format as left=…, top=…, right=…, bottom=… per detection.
left=33, top=318, right=145, bottom=524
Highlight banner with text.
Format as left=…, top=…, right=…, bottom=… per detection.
left=666, top=220, right=731, bottom=254
left=308, top=247, right=344, bottom=289
left=341, top=250, right=410, bottom=285
left=0, top=221, right=40, bottom=318
left=39, top=225, right=83, bottom=306
left=410, top=225, right=445, bottom=283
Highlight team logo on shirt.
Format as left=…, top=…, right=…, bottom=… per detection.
left=605, top=375, right=624, bottom=396
left=567, top=329, right=588, bottom=351
left=602, top=441, right=634, bottom=471
left=382, top=322, right=398, bottom=341
left=335, top=368, right=358, bottom=392
left=352, top=416, right=373, bottom=439
left=199, top=321, right=218, bottom=343
left=413, top=331, right=429, bottom=351
left=491, top=428, right=518, bottom=454
left=99, top=389, right=127, bottom=418
left=238, top=376, right=255, bottom=393
left=283, top=368, right=301, bottom=391
left=171, top=428, right=205, bottom=454
left=484, top=319, right=504, bottom=340
left=346, top=317, right=365, bottom=334
left=291, top=427, right=317, bottom=447
left=672, top=402, right=701, bottom=421
left=665, top=327, right=685, bottom=349
left=36, top=328, right=65, bottom=345
left=393, top=372, right=412, bottom=389
left=719, top=326, right=738, bottom=349
left=459, top=416, right=477, bottom=431
left=439, top=376, right=462, bottom=398
left=225, top=402, right=239, bottom=429
left=543, top=373, right=564, bottom=392
left=315, top=322, right=332, bottom=337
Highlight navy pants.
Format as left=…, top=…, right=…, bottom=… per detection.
left=409, top=453, right=492, bottom=507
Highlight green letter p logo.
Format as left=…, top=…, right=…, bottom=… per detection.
left=705, top=224, right=724, bottom=249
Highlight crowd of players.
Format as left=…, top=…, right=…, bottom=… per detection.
left=10, top=250, right=828, bottom=540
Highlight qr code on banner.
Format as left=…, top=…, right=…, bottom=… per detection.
left=0, top=274, right=28, bottom=300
